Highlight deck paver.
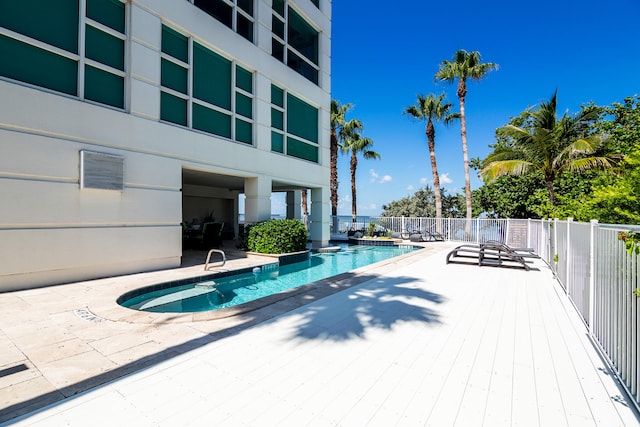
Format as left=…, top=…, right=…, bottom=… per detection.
left=0, top=245, right=638, bottom=426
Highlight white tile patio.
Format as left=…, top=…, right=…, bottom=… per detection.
left=1, top=245, right=638, bottom=426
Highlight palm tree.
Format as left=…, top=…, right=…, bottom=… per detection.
left=341, top=127, right=380, bottom=222
left=330, top=100, right=353, bottom=220
left=480, top=90, right=612, bottom=205
left=435, top=50, right=498, bottom=223
left=404, top=93, right=458, bottom=221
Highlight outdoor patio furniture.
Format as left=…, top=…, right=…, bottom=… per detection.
left=446, top=241, right=539, bottom=270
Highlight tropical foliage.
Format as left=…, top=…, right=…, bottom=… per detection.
left=480, top=90, right=613, bottom=206
left=381, top=186, right=466, bottom=218
left=246, top=219, right=308, bottom=254
left=404, top=93, right=458, bottom=219
left=474, top=94, right=640, bottom=223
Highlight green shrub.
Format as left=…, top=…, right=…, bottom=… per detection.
left=246, top=219, right=308, bottom=254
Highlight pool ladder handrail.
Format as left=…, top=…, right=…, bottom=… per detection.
left=204, top=249, right=226, bottom=271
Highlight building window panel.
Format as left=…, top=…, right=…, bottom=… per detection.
left=287, top=137, right=318, bottom=162
left=190, top=0, right=254, bottom=43
left=161, top=25, right=189, bottom=63
left=85, top=24, right=124, bottom=71
left=271, top=109, right=283, bottom=130
left=193, top=103, right=231, bottom=138
left=272, top=16, right=285, bottom=39
left=161, top=59, right=188, bottom=94
left=235, top=93, right=252, bottom=119
left=0, top=0, right=79, bottom=54
left=193, top=42, right=231, bottom=110
left=195, top=0, right=232, bottom=28
left=236, top=15, right=253, bottom=42
left=288, top=8, right=318, bottom=65
left=84, top=64, right=124, bottom=108
left=310, top=0, right=319, bottom=8
left=271, top=2, right=320, bottom=85
left=235, top=118, right=252, bottom=144
left=272, top=0, right=285, bottom=16
left=271, top=84, right=284, bottom=107
left=271, top=131, right=284, bottom=153
left=270, top=84, right=318, bottom=162
left=86, top=0, right=125, bottom=33
left=287, top=93, right=318, bottom=144
left=0, top=34, right=78, bottom=96
left=160, top=91, right=188, bottom=126
left=235, top=65, right=252, bottom=92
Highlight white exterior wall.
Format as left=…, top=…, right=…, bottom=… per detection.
left=0, top=0, right=331, bottom=291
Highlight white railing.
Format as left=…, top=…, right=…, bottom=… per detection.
left=331, top=215, right=640, bottom=409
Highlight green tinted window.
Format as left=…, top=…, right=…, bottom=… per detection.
left=86, top=0, right=125, bottom=33
left=311, top=0, right=319, bottom=7
left=235, top=93, right=252, bottom=119
left=235, top=66, right=252, bottom=92
left=0, top=34, right=77, bottom=95
left=193, top=42, right=231, bottom=110
left=161, top=59, right=188, bottom=94
left=271, top=84, right=284, bottom=107
left=235, top=118, right=252, bottom=144
left=287, top=94, right=318, bottom=143
left=0, top=0, right=79, bottom=53
left=161, top=25, right=188, bottom=63
left=238, top=0, right=253, bottom=15
left=161, top=91, right=188, bottom=126
left=237, top=14, right=253, bottom=42
left=288, top=7, right=318, bottom=65
left=271, top=131, right=284, bottom=153
left=287, top=137, right=318, bottom=162
left=85, top=25, right=124, bottom=70
left=272, top=0, right=284, bottom=16
left=272, top=16, right=284, bottom=39
left=271, top=108, right=283, bottom=130
left=193, top=103, right=231, bottom=138
left=84, top=65, right=124, bottom=108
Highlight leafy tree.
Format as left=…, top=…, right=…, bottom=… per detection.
left=474, top=174, right=544, bottom=218
left=381, top=187, right=466, bottom=218
left=404, top=93, right=458, bottom=220
left=435, top=49, right=498, bottom=222
left=480, top=90, right=613, bottom=206
left=382, top=187, right=436, bottom=217
left=341, top=126, right=380, bottom=222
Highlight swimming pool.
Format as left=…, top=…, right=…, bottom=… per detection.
left=118, top=243, right=420, bottom=313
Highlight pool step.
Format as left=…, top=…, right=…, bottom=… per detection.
left=131, top=282, right=223, bottom=311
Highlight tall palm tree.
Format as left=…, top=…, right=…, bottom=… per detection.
left=435, top=50, right=498, bottom=223
left=330, top=100, right=353, bottom=220
left=480, top=90, right=612, bottom=205
left=341, top=128, right=380, bottom=222
left=404, top=93, right=459, bottom=220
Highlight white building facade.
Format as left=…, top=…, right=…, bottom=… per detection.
left=0, top=0, right=332, bottom=291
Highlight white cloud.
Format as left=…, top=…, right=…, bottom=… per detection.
left=420, top=177, right=429, bottom=186
left=407, top=184, right=414, bottom=191
left=440, top=173, right=453, bottom=185
left=369, top=169, right=392, bottom=184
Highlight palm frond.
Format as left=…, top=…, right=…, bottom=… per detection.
left=480, top=160, right=532, bottom=183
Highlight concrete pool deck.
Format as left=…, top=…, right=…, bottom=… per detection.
left=1, top=243, right=638, bottom=425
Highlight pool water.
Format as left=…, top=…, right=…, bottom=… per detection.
left=119, top=243, right=419, bottom=313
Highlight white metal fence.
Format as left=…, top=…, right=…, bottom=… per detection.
left=332, top=215, right=640, bottom=409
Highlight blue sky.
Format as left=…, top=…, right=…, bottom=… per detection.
left=327, top=0, right=640, bottom=216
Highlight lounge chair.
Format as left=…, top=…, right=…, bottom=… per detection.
left=446, top=241, right=538, bottom=270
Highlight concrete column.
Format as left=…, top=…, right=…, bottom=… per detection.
left=244, top=176, right=271, bottom=224
left=286, top=190, right=302, bottom=220
left=309, top=186, right=329, bottom=248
